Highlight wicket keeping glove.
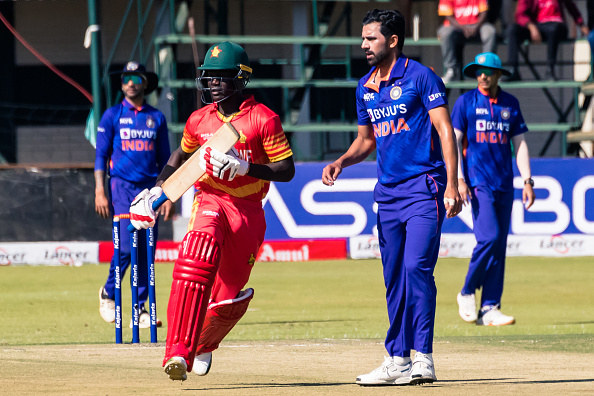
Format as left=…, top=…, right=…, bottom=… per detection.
left=129, top=187, right=162, bottom=230
left=199, top=146, right=249, bottom=181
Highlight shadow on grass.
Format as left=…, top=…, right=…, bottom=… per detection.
left=439, top=378, right=594, bottom=385
left=183, top=377, right=594, bottom=391
left=242, top=319, right=351, bottom=326
left=182, top=382, right=352, bottom=391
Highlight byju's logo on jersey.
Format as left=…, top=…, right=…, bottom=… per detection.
left=389, top=86, right=402, bottom=100
left=476, top=108, right=489, bottom=115
left=476, top=120, right=510, bottom=132
left=120, top=129, right=156, bottom=139
left=363, top=93, right=375, bottom=101
left=366, top=104, right=407, bottom=122
left=428, top=92, right=445, bottom=102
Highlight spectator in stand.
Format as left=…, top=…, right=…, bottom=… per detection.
left=487, top=0, right=515, bottom=32
left=507, top=0, right=590, bottom=81
left=437, top=0, right=498, bottom=83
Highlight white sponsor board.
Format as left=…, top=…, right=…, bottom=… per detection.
left=349, top=235, right=382, bottom=259
left=0, top=242, right=98, bottom=266
left=350, top=234, right=594, bottom=259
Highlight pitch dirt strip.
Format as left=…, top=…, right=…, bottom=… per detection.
left=2, top=340, right=593, bottom=395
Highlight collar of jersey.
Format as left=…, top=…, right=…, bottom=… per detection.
left=477, top=86, right=500, bottom=104
left=364, top=55, right=408, bottom=93
left=213, top=94, right=255, bottom=121
left=122, top=98, right=145, bottom=112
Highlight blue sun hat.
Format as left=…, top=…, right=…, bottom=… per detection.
left=463, top=52, right=512, bottom=78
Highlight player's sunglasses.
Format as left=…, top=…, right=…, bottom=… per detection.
left=121, top=75, right=144, bottom=85
left=475, top=68, right=495, bottom=77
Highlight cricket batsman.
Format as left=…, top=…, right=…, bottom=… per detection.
left=129, top=41, right=295, bottom=381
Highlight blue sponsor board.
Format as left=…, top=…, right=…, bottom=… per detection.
left=263, top=158, right=594, bottom=240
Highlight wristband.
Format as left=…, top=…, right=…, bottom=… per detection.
left=524, top=178, right=534, bottom=187
left=157, top=165, right=176, bottom=183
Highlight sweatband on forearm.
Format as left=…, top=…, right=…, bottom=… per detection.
left=157, top=165, right=176, bottom=183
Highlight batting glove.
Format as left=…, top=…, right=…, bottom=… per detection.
left=129, top=187, right=162, bottom=230
left=199, top=146, right=249, bottom=181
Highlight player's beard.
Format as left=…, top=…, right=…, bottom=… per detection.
left=124, top=87, right=144, bottom=101
left=366, top=45, right=390, bottom=67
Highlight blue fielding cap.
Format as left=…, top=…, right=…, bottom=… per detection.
left=110, top=61, right=159, bottom=94
left=463, top=52, right=512, bottom=78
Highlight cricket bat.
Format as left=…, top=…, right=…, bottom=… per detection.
left=153, top=122, right=240, bottom=209
left=127, top=122, right=240, bottom=232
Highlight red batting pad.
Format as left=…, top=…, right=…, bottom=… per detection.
left=196, top=288, right=254, bottom=355
left=163, top=231, right=221, bottom=368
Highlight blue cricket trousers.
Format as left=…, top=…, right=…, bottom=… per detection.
left=375, top=169, right=446, bottom=357
left=104, top=177, right=159, bottom=308
left=462, top=186, right=513, bottom=308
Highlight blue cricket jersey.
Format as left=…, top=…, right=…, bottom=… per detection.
left=95, top=99, right=171, bottom=183
left=451, top=87, right=528, bottom=191
left=356, top=55, right=448, bottom=186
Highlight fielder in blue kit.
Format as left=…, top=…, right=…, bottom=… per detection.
left=95, top=62, right=173, bottom=327
left=452, top=53, right=535, bottom=326
left=322, top=9, right=462, bottom=386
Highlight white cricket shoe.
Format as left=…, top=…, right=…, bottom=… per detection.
left=356, top=356, right=412, bottom=386
left=192, top=352, right=212, bottom=376
left=99, top=287, right=115, bottom=323
left=164, top=356, right=187, bottom=381
left=477, top=306, right=515, bottom=326
left=457, top=292, right=478, bottom=323
left=410, top=352, right=437, bottom=385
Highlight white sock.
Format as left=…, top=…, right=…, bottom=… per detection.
left=392, top=356, right=412, bottom=365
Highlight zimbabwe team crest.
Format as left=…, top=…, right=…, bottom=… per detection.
left=390, top=86, right=402, bottom=100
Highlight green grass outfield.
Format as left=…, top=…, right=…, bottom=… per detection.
left=1, top=257, right=592, bottom=353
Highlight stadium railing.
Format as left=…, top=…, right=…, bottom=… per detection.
left=154, top=34, right=591, bottom=157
